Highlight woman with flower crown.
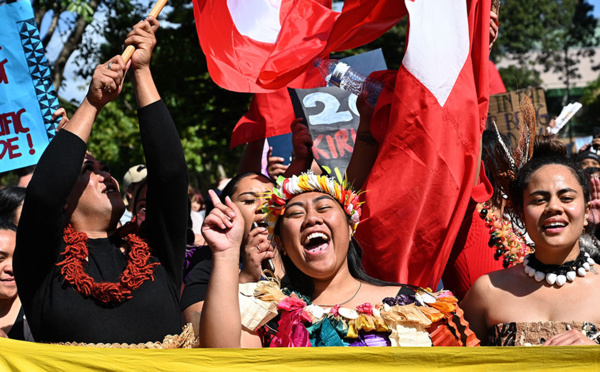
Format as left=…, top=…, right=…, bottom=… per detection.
left=199, top=172, right=478, bottom=348
left=13, top=18, right=190, bottom=345
left=461, top=134, right=600, bottom=346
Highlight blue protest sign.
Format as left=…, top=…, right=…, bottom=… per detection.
left=0, top=0, right=59, bottom=173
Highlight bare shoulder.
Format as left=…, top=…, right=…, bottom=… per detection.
left=461, top=273, right=495, bottom=310
left=462, top=266, right=521, bottom=310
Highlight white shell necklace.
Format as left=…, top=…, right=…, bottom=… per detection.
left=523, top=250, right=596, bottom=287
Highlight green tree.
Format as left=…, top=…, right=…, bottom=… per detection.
left=34, top=0, right=107, bottom=89
left=76, top=0, right=249, bottom=189
left=492, top=0, right=598, bottom=92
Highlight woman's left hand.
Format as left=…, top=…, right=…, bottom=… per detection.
left=51, top=107, right=69, bottom=132
left=543, top=329, right=597, bottom=346
left=124, top=16, right=159, bottom=71
left=86, top=56, right=128, bottom=109
left=588, top=176, right=600, bottom=225
left=239, top=226, right=274, bottom=283
left=489, top=10, right=499, bottom=50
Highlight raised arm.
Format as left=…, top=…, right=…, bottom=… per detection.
left=346, top=92, right=377, bottom=190
left=200, top=191, right=262, bottom=348
left=283, top=118, right=314, bottom=177
left=14, top=58, right=126, bottom=302
left=127, top=17, right=188, bottom=284
left=128, top=17, right=161, bottom=108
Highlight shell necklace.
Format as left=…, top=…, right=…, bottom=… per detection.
left=523, top=249, right=596, bottom=287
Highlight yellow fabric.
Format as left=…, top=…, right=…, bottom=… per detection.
left=1, top=338, right=599, bottom=371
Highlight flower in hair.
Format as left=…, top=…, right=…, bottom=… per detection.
left=261, top=172, right=362, bottom=235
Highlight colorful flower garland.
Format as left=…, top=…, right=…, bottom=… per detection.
left=246, top=282, right=479, bottom=347
left=476, top=202, right=531, bottom=268
left=57, top=224, right=160, bottom=303
left=261, top=172, right=362, bottom=235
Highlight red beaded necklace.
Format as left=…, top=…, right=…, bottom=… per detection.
left=57, top=224, right=160, bottom=303
left=476, top=202, right=531, bottom=268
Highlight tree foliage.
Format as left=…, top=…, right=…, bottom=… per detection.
left=76, top=0, right=249, bottom=190
left=492, top=0, right=598, bottom=92
left=34, top=0, right=106, bottom=89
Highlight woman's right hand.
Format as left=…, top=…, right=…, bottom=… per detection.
left=86, top=56, right=128, bottom=109
left=202, top=190, right=245, bottom=255
left=239, top=226, right=274, bottom=283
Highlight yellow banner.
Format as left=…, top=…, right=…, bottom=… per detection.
left=0, top=337, right=599, bottom=371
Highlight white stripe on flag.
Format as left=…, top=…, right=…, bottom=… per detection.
left=227, top=0, right=282, bottom=43
left=403, top=0, right=469, bottom=107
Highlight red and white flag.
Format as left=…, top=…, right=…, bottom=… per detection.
left=354, top=0, right=491, bottom=289
left=194, top=0, right=408, bottom=92
left=193, top=0, right=338, bottom=93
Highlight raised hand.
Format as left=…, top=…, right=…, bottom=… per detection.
left=267, top=147, right=288, bottom=180
left=489, top=10, right=499, bottom=51
left=239, top=225, right=274, bottom=283
left=51, top=107, right=70, bottom=132
left=588, top=176, right=600, bottom=226
left=290, top=118, right=313, bottom=162
left=125, top=16, right=159, bottom=71
left=86, top=56, right=128, bottom=109
left=202, top=190, right=245, bottom=255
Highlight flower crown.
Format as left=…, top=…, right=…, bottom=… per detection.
left=260, top=172, right=362, bottom=235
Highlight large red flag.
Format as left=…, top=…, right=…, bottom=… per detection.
left=229, top=66, right=325, bottom=148
left=354, top=0, right=491, bottom=289
left=257, top=0, right=407, bottom=89
left=193, top=0, right=338, bottom=93
left=194, top=0, right=408, bottom=92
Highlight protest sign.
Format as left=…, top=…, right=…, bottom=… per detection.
left=0, top=0, right=59, bottom=173
left=486, top=88, right=548, bottom=145
left=289, top=49, right=387, bottom=177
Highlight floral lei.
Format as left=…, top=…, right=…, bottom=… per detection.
left=249, top=282, right=478, bottom=347
left=57, top=224, right=160, bottom=303
left=476, top=202, right=531, bottom=268
left=261, top=172, right=362, bottom=235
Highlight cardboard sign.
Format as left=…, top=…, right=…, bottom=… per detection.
left=289, top=49, right=387, bottom=177
left=0, top=0, right=59, bottom=173
left=290, top=86, right=359, bottom=177
left=486, top=88, right=548, bottom=145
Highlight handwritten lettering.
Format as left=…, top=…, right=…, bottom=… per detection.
left=312, top=129, right=356, bottom=161
left=0, top=136, right=22, bottom=160
left=334, top=129, right=353, bottom=157
left=0, top=59, right=7, bottom=85
left=0, top=46, right=7, bottom=85
left=0, top=108, right=28, bottom=136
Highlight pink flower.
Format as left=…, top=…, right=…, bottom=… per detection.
left=356, top=303, right=373, bottom=316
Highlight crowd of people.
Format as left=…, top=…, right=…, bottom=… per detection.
left=1, top=10, right=600, bottom=351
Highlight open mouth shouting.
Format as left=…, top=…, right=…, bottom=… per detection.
left=303, top=232, right=330, bottom=255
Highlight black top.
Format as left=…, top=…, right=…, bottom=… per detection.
left=6, top=306, right=26, bottom=341
left=180, top=247, right=213, bottom=311
left=14, top=100, right=189, bottom=344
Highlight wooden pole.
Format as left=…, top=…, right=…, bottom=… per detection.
left=121, top=0, right=168, bottom=63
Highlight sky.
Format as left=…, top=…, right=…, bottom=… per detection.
left=592, top=0, right=600, bottom=17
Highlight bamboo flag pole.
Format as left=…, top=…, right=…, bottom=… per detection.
left=121, top=0, right=168, bottom=63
